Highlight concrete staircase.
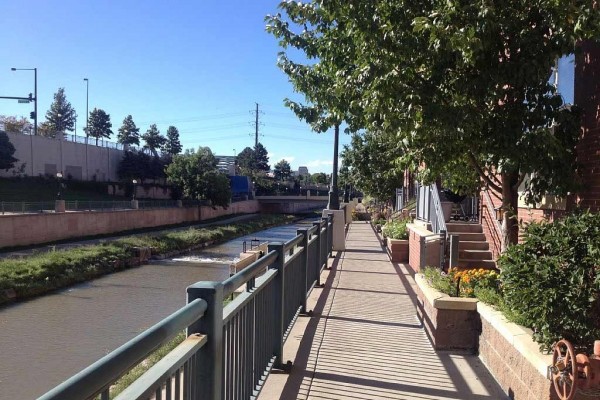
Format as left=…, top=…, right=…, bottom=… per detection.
left=446, top=222, right=497, bottom=270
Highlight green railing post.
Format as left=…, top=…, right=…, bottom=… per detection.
left=297, top=228, right=309, bottom=313
left=312, top=221, right=322, bottom=287
left=322, top=216, right=330, bottom=263
left=187, top=281, right=224, bottom=400
left=268, top=242, right=286, bottom=369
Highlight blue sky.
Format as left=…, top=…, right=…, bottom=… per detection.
left=0, top=1, right=349, bottom=174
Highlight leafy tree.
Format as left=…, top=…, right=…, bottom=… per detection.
left=117, top=115, right=140, bottom=146
left=311, top=172, right=328, bottom=185
left=86, top=108, right=113, bottom=145
left=236, top=147, right=255, bottom=176
left=274, top=159, right=292, bottom=181
left=45, top=88, right=76, bottom=137
left=37, top=121, right=55, bottom=138
left=0, top=131, right=17, bottom=170
left=0, top=116, right=30, bottom=134
left=267, top=1, right=600, bottom=249
left=341, top=131, right=404, bottom=203
left=163, top=126, right=182, bottom=155
left=166, top=147, right=231, bottom=208
left=117, top=150, right=166, bottom=182
left=254, top=143, right=270, bottom=173
left=142, top=124, right=166, bottom=157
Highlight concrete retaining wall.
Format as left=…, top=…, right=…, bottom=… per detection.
left=0, top=200, right=259, bottom=248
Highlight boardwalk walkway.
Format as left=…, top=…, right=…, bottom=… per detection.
left=259, top=221, right=507, bottom=400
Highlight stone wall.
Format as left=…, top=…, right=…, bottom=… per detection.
left=0, top=200, right=259, bottom=249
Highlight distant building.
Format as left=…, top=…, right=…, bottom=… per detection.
left=298, top=166, right=309, bottom=176
left=216, top=155, right=236, bottom=175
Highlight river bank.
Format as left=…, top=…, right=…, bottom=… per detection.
left=0, top=213, right=295, bottom=306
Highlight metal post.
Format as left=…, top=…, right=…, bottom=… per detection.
left=268, top=242, right=286, bottom=370
left=312, top=221, right=322, bottom=287
left=322, top=216, right=331, bottom=261
left=33, top=68, right=37, bottom=136
left=297, top=228, right=309, bottom=314
left=449, top=234, right=459, bottom=269
left=440, top=229, right=447, bottom=271
left=327, top=124, right=340, bottom=210
left=187, top=282, right=224, bottom=400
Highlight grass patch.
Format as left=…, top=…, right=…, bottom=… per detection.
left=0, top=214, right=295, bottom=306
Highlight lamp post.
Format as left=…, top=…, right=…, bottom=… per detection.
left=83, top=78, right=89, bottom=137
left=56, top=172, right=63, bottom=200
left=11, top=67, right=37, bottom=136
left=327, top=124, right=340, bottom=210
left=132, top=179, right=138, bottom=200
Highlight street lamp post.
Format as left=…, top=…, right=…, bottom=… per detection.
left=11, top=67, right=37, bottom=136
left=83, top=78, right=89, bottom=137
left=56, top=172, right=63, bottom=200
left=327, top=124, right=340, bottom=210
left=132, top=179, right=138, bottom=200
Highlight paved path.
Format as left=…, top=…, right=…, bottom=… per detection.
left=260, top=221, right=507, bottom=400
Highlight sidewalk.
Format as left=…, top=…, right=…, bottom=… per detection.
left=259, top=221, right=507, bottom=400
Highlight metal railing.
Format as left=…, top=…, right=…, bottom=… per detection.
left=416, top=183, right=447, bottom=234
left=138, top=200, right=180, bottom=209
left=65, top=200, right=134, bottom=212
left=39, top=214, right=335, bottom=400
left=0, top=201, right=56, bottom=214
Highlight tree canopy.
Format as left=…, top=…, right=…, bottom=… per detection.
left=0, top=116, right=30, bottom=134
left=117, top=115, right=140, bottom=146
left=164, top=126, right=182, bottom=155
left=274, top=159, right=292, bottom=181
left=142, top=124, right=167, bottom=157
left=0, top=131, right=18, bottom=171
left=267, top=0, right=600, bottom=248
left=86, top=108, right=113, bottom=145
left=236, top=143, right=270, bottom=177
left=166, top=147, right=231, bottom=208
left=341, top=131, right=404, bottom=203
left=44, top=88, right=76, bottom=136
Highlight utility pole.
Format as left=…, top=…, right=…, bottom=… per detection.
left=254, top=103, right=259, bottom=147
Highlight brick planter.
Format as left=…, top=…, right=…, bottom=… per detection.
left=386, top=238, right=409, bottom=262
left=414, top=273, right=480, bottom=352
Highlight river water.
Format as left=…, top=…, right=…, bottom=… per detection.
left=0, top=221, right=313, bottom=399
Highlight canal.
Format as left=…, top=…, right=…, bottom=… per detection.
left=0, top=221, right=313, bottom=399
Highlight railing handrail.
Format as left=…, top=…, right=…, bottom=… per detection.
left=482, top=188, right=503, bottom=237
left=222, top=250, right=278, bottom=297
left=430, top=183, right=447, bottom=234
left=39, top=214, right=338, bottom=400
left=38, top=298, right=208, bottom=400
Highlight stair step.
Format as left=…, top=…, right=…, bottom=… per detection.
left=446, top=222, right=483, bottom=234
left=456, top=259, right=497, bottom=270
left=459, top=241, right=489, bottom=251
left=459, top=249, right=493, bottom=260
left=451, top=232, right=486, bottom=242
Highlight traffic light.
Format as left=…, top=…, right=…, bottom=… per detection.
left=30, top=112, right=35, bottom=119
left=28, top=93, right=33, bottom=101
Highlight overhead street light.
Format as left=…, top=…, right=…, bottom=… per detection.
left=83, top=78, right=89, bottom=137
left=11, top=67, right=37, bottom=136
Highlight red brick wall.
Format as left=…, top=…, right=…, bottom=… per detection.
left=575, top=41, right=600, bottom=211
left=408, top=226, right=442, bottom=272
left=480, top=190, right=503, bottom=260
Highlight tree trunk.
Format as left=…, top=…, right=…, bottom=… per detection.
left=500, top=171, right=520, bottom=252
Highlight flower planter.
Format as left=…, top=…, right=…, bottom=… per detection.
left=414, top=273, right=480, bottom=352
left=386, top=238, right=409, bottom=262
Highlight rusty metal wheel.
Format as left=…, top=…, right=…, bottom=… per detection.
left=552, top=339, right=578, bottom=400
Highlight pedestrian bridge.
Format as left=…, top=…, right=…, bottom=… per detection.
left=38, top=211, right=505, bottom=400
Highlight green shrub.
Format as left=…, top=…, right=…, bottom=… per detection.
left=381, top=219, right=409, bottom=240
left=423, top=267, right=455, bottom=296
left=499, top=211, right=600, bottom=351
